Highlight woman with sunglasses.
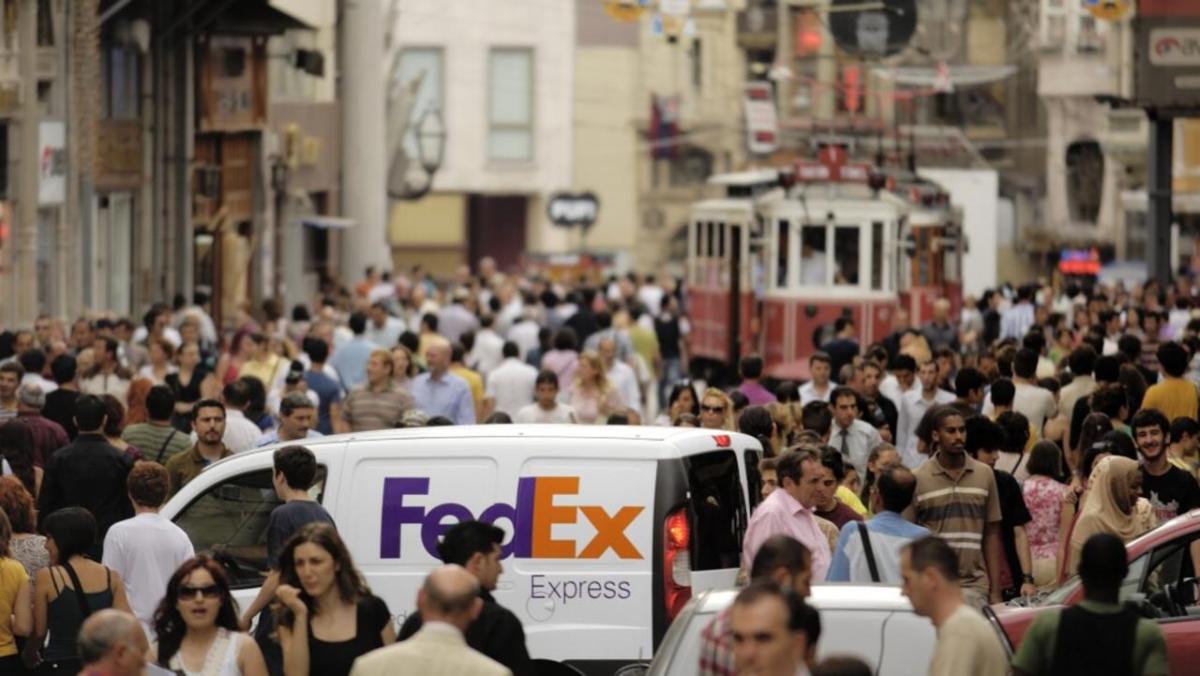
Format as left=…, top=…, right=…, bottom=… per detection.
left=274, top=523, right=395, bottom=676
left=654, top=380, right=699, bottom=426
left=698, top=388, right=734, bottom=430
left=149, top=556, right=266, bottom=675
left=27, top=507, right=130, bottom=674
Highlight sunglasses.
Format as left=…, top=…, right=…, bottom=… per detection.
left=701, top=405, right=726, bottom=413
left=178, top=584, right=221, bottom=600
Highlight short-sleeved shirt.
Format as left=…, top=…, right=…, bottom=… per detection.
left=815, top=500, right=864, bottom=529
left=341, top=384, right=414, bottom=432
left=1141, top=464, right=1200, bottom=525
left=995, top=469, right=1032, bottom=592
left=1011, top=600, right=1169, bottom=676
left=266, top=500, right=334, bottom=568
left=929, top=604, right=1009, bottom=676
left=1142, top=378, right=1199, bottom=422
left=0, top=558, right=27, bottom=656
left=304, top=370, right=343, bottom=435
left=121, top=423, right=192, bottom=464
left=912, top=453, right=1003, bottom=595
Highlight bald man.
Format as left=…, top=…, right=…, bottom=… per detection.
left=77, top=609, right=149, bottom=676
left=350, top=565, right=510, bottom=676
left=409, top=340, right=475, bottom=425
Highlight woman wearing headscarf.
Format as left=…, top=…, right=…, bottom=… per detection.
left=1066, top=456, right=1157, bottom=575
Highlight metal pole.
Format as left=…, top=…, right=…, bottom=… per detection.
left=339, top=0, right=390, bottom=288
left=1147, top=112, right=1173, bottom=284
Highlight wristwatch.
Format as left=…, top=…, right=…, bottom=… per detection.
left=1022, top=573, right=1035, bottom=584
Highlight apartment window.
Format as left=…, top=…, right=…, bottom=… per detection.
left=104, top=47, right=140, bottom=120
left=397, top=48, right=444, bottom=161
left=1040, top=0, right=1106, bottom=55
left=488, top=48, right=533, bottom=162
left=690, top=39, right=703, bottom=91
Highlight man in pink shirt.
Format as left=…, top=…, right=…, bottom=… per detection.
left=741, top=449, right=832, bottom=581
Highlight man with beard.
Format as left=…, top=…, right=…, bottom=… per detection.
left=910, top=406, right=1004, bottom=606
left=165, top=399, right=233, bottom=496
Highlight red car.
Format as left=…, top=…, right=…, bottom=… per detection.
left=989, top=509, right=1200, bottom=674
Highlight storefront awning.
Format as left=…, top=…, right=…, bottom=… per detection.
left=301, top=216, right=355, bottom=230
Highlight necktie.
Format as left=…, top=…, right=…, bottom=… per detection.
left=840, top=428, right=849, bottom=456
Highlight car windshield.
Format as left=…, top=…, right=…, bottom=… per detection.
left=1036, top=552, right=1148, bottom=607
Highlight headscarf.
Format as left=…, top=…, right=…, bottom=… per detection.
left=1067, top=456, right=1153, bottom=573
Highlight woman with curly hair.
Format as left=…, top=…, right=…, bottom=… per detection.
left=274, top=523, right=395, bottom=676
left=0, top=476, right=46, bottom=577
left=0, top=422, right=40, bottom=498
left=150, top=555, right=266, bottom=675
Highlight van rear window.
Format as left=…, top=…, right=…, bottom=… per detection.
left=685, top=450, right=748, bottom=571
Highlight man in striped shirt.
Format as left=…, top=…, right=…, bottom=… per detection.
left=910, top=406, right=1004, bottom=606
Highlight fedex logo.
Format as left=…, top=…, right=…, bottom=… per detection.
left=380, top=477, right=645, bottom=560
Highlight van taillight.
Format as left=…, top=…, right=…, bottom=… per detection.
left=663, top=508, right=691, bottom=621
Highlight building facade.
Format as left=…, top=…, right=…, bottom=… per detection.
left=387, top=0, right=575, bottom=277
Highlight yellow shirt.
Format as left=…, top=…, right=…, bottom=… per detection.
left=836, top=485, right=868, bottom=516
left=450, top=366, right=484, bottom=408
left=1141, top=377, right=1200, bottom=422
left=0, top=558, right=26, bottom=656
left=239, top=355, right=282, bottom=389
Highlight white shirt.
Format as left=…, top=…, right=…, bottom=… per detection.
left=507, top=320, right=541, bottom=361
left=514, top=402, right=578, bottom=424
left=896, top=387, right=956, bottom=465
left=102, top=512, right=195, bottom=640
left=20, top=373, right=57, bottom=394
left=365, top=316, right=407, bottom=349
left=982, top=381, right=1058, bottom=434
left=799, top=381, right=832, bottom=405
left=485, top=358, right=538, bottom=416
left=637, top=285, right=665, bottom=316
left=606, top=360, right=641, bottom=413
left=878, top=373, right=915, bottom=410
left=470, top=329, right=506, bottom=378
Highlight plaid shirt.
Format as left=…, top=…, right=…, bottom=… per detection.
left=698, top=607, right=734, bottom=676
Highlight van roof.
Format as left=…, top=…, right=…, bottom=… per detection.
left=697, top=585, right=916, bottom=614
left=215, top=425, right=759, bottom=466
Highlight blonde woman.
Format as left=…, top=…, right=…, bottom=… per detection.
left=568, top=351, right=623, bottom=424
left=699, top=387, right=735, bottom=430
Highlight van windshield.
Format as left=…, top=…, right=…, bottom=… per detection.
left=685, top=450, right=748, bottom=571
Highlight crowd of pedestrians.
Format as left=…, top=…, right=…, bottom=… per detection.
left=0, top=265, right=1194, bottom=674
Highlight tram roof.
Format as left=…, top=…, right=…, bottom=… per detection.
left=708, top=169, right=780, bottom=187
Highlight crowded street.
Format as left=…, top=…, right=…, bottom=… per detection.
left=0, top=0, right=1197, bottom=675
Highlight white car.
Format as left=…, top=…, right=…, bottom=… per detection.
left=645, top=585, right=939, bottom=676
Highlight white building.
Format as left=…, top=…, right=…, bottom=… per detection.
left=387, top=0, right=575, bottom=277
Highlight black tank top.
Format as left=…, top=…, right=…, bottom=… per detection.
left=1050, top=603, right=1139, bottom=676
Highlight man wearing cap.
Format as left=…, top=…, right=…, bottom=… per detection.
left=14, top=382, right=68, bottom=466
left=256, top=392, right=324, bottom=447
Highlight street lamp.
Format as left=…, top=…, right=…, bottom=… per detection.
left=390, top=108, right=446, bottom=201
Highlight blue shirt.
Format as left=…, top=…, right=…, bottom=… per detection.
left=409, top=371, right=476, bottom=425
left=827, top=511, right=931, bottom=584
left=304, top=370, right=343, bottom=435
left=328, top=337, right=375, bottom=392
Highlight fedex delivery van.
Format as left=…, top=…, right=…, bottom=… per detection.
left=160, top=425, right=762, bottom=674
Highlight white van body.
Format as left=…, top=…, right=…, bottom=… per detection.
left=160, top=425, right=762, bottom=673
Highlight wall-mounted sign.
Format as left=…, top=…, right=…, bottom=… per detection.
left=743, top=82, right=780, bottom=155
left=547, top=192, right=600, bottom=229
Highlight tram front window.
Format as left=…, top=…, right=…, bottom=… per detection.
left=834, top=226, right=859, bottom=286
left=800, top=226, right=826, bottom=285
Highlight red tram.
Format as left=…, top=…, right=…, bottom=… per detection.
left=686, top=166, right=964, bottom=381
